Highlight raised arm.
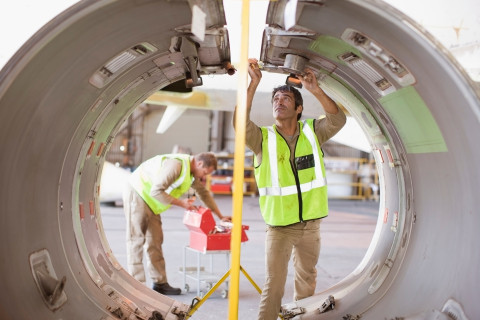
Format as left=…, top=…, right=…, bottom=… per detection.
left=246, top=58, right=262, bottom=112
left=298, top=68, right=339, bottom=115
left=232, top=58, right=264, bottom=157
left=298, top=69, right=346, bottom=143
left=234, top=58, right=262, bottom=128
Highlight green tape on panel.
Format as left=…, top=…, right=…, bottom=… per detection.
left=309, top=35, right=362, bottom=64
left=379, top=86, right=447, bottom=153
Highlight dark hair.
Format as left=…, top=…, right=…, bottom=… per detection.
left=271, top=85, right=303, bottom=120
left=194, top=152, right=217, bottom=170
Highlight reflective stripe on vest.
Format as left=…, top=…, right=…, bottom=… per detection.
left=255, top=119, right=328, bottom=226
left=258, top=121, right=326, bottom=197
left=165, top=166, right=186, bottom=194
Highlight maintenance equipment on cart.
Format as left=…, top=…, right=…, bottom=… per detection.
left=181, top=207, right=249, bottom=297
left=183, top=206, right=249, bottom=251
left=181, top=207, right=262, bottom=318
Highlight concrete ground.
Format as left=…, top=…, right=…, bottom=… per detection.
left=100, top=195, right=379, bottom=319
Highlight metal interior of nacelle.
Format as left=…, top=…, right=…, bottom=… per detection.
left=0, top=0, right=479, bottom=319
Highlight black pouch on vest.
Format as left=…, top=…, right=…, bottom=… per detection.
left=295, top=154, right=315, bottom=170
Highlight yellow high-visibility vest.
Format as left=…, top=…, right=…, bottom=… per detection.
left=130, top=154, right=192, bottom=214
left=255, top=119, right=328, bottom=226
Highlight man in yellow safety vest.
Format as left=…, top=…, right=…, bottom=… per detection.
left=234, top=58, right=346, bottom=319
left=123, top=152, right=231, bottom=295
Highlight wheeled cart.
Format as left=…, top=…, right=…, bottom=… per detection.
left=181, top=207, right=249, bottom=298
left=181, top=208, right=262, bottom=318
left=181, top=246, right=230, bottom=298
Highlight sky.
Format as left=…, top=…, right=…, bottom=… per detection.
left=0, top=1, right=78, bottom=68
left=386, top=0, right=480, bottom=46
left=0, top=0, right=478, bottom=77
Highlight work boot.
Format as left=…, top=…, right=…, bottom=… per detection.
left=152, top=282, right=181, bottom=295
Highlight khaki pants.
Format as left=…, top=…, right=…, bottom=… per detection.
left=123, top=184, right=167, bottom=284
left=258, top=219, right=321, bottom=320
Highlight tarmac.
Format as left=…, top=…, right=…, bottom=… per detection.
left=100, top=195, right=379, bottom=319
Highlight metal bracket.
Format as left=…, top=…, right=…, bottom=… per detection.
left=171, top=306, right=188, bottom=319
left=281, top=306, right=306, bottom=319
left=319, top=295, right=335, bottom=313
left=148, top=311, right=165, bottom=320
left=179, top=37, right=203, bottom=88
left=29, top=249, right=67, bottom=311
left=442, top=299, right=469, bottom=320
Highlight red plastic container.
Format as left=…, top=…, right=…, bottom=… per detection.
left=183, top=207, right=249, bottom=252
left=210, top=184, right=231, bottom=193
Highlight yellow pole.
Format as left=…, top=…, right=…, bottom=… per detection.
left=228, top=0, right=250, bottom=318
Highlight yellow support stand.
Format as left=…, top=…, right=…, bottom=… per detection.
left=186, top=265, right=262, bottom=318
left=185, top=1, right=285, bottom=319
left=228, top=0, right=250, bottom=319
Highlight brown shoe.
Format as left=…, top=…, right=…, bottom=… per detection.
left=152, top=282, right=181, bottom=295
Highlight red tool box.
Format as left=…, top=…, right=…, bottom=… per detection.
left=183, top=207, right=249, bottom=252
